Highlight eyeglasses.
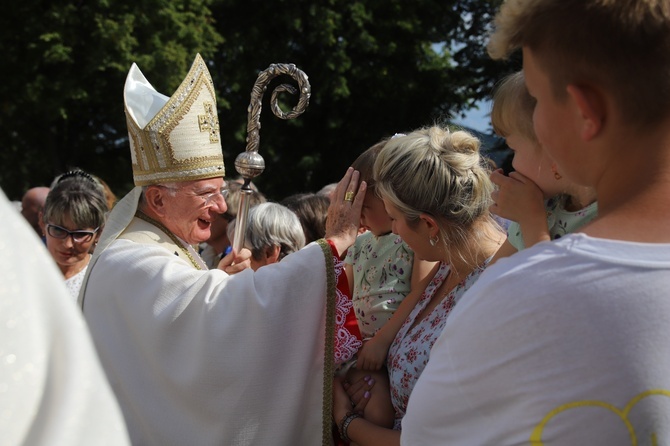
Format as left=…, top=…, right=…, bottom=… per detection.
left=46, top=224, right=100, bottom=243
left=200, top=187, right=229, bottom=206
left=160, top=186, right=229, bottom=207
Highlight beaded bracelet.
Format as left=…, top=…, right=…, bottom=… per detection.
left=339, top=412, right=362, bottom=443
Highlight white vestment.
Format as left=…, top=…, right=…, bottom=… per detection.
left=80, top=188, right=342, bottom=445
left=0, top=190, right=129, bottom=445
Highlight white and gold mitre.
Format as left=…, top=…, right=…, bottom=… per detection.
left=123, top=54, right=225, bottom=186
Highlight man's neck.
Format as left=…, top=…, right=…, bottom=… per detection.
left=583, top=120, right=670, bottom=243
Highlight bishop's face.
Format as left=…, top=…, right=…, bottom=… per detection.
left=159, top=178, right=228, bottom=245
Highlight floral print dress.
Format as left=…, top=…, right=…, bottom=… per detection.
left=387, top=260, right=489, bottom=430
left=344, top=232, right=414, bottom=339
left=507, top=195, right=598, bottom=250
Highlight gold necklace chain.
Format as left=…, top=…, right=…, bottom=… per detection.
left=135, top=211, right=203, bottom=270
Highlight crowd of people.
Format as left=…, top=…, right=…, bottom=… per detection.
left=4, top=0, right=670, bottom=444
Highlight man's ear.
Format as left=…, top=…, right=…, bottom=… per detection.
left=144, top=186, right=167, bottom=218
left=265, top=245, right=282, bottom=265
left=38, top=211, right=46, bottom=235
left=566, top=84, right=605, bottom=141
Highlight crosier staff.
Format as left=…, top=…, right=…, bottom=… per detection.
left=232, top=63, right=311, bottom=254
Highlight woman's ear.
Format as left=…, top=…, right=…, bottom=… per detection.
left=418, top=213, right=440, bottom=238
left=90, top=230, right=102, bottom=253
left=265, top=245, right=282, bottom=265
left=94, top=227, right=103, bottom=243
left=144, top=186, right=167, bottom=218
left=566, top=84, right=605, bottom=141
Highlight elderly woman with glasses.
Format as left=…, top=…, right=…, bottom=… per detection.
left=40, top=170, right=108, bottom=300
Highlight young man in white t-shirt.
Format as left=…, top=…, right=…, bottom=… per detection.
left=402, top=1, right=670, bottom=444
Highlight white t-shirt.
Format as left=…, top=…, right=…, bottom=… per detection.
left=402, top=234, right=670, bottom=445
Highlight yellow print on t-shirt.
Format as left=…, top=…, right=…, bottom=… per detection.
left=530, top=389, right=670, bottom=445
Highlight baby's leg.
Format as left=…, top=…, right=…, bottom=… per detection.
left=346, top=367, right=395, bottom=429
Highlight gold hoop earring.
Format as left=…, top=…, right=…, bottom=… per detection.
left=551, top=165, right=562, bottom=180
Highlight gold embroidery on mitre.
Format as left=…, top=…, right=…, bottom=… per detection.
left=125, top=54, right=225, bottom=186
left=198, top=102, right=220, bottom=143
left=530, top=389, right=670, bottom=446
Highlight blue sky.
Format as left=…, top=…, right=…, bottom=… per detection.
left=452, top=99, right=492, bottom=134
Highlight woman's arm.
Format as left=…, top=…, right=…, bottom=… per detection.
left=342, top=416, right=401, bottom=446
left=356, top=259, right=438, bottom=371
left=487, top=238, right=518, bottom=266
left=333, top=377, right=400, bottom=446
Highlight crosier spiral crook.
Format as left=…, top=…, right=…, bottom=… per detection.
left=232, top=64, right=311, bottom=255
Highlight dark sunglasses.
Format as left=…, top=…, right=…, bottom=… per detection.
left=46, top=223, right=99, bottom=243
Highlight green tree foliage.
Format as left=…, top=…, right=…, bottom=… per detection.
left=212, top=0, right=518, bottom=199
left=0, top=0, right=222, bottom=199
left=0, top=0, right=517, bottom=201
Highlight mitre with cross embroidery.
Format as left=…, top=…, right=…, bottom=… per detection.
left=123, top=54, right=225, bottom=186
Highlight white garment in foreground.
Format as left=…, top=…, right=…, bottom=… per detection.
left=402, top=234, right=670, bottom=445
left=0, top=190, right=129, bottom=445
left=82, top=219, right=335, bottom=445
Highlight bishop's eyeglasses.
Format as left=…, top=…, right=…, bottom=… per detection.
left=158, top=185, right=229, bottom=207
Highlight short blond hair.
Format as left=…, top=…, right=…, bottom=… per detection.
left=488, top=0, right=670, bottom=128
left=374, top=126, right=495, bottom=258
left=491, top=71, right=537, bottom=143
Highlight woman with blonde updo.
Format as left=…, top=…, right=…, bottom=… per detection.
left=332, top=125, right=505, bottom=446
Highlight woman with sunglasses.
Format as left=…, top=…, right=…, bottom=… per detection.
left=40, top=170, right=108, bottom=300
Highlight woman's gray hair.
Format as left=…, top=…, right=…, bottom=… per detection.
left=228, top=202, right=306, bottom=261
left=374, top=125, right=496, bottom=261
left=43, top=170, right=108, bottom=229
